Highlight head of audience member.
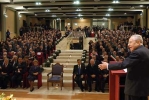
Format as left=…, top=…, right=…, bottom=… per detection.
left=4, top=58, right=9, bottom=65
left=92, top=55, right=97, bottom=61
left=90, top=59, right=95, bottom=66
left=128, top=35, right=143, bottom=52
left=18, top=57, right=23, bottom=64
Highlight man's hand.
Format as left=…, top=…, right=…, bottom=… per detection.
left=33, top=72, right=38, bottom=75
left=81, top=75, right=84, bottom=78
left=91, top=74, right=96, bottom=78
left=74, top=74, right=76, bottom=79
left=1, top=72, right=7, bottom=75
left=98, top=62, right=108, bottom=70
left=103, top=74, right=108, bottom=78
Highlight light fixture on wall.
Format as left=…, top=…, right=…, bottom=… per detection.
left=140, top=13, right=142, bottom=16
left=19, top=14, right=22, bottom=17
left=4, top=13, right=8, bottom=18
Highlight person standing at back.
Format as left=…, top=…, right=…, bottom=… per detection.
left=99, top=34, right=149, bottom=100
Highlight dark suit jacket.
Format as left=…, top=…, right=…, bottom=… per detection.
left=86, top=64, right=100, bottom=76
left=108, top=45, right=149, bottom=96
left=73, top=63, right=86, bottom=76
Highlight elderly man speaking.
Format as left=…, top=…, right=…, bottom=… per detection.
left=99, top=34, right=149, bottom=100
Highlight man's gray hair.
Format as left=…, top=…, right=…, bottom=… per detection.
left=131, top=34, right=143, bottom=45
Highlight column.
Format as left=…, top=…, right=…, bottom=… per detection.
left=54, top=19, right=56, bottom=29
left=142, top=9, right=146, bottom=27
left=1, top=4, right=7, bottom=40
left=70, top=19, right=73, bottom=30
left=90, top=18, right=93, bottom=27
left=26, top=16, right=30, bottom=26
left=60, top=19, right=61, bottom=31
left=133, top=15, right=136, bottom=26
left=108, top=19, right=111, bottom=29
left=147, top=9, right=149, bottom=28
left=15, top=11, right=20, bottom=36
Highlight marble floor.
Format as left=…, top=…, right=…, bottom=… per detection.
left=0, top=86, right=109, bottom=100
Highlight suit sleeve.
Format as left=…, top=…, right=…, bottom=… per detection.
left=73, top=65, right=76, bottom=74
left=108, top=51, right=140, bottom=70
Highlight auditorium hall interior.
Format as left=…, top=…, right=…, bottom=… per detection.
left=0, top=0, right=149, bottom=100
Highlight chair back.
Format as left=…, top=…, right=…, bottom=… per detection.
left=52, top=63, right=63, bottom=75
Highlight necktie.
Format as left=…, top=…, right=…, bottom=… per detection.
left=78, top=65, right=81, bottom=74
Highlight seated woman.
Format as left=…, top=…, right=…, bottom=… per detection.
left=27, top=60, right=41, bottom=92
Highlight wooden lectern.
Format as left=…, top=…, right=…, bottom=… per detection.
left=109, top=70, right=126, bottom=100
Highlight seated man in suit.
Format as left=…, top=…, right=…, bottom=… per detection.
left=86, top=59, right=101, bottom=92
left=73, top=59, right=86, bottom=91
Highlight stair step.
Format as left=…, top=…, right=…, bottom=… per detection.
left=60, top=50, right=83, bottom=53
left=53, top=59, right=77, bottom=63
left=43, top=67, right=73, bottom=73
left=57, top=56, right=82, bottom=59
left=59, top=53, right=82, bottom=56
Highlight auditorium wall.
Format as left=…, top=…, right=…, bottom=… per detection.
left=29, top=18, right=46, bottom=26
left=110, top=17, right=134, bottom=30
left=6, top=9, right=16, bottom=38
left=65, top=19, right=91, bottom=29
left=111, top=18, right=127, bottom=30
left=19, top=14, right=26, bottom=28
left=29, top=17, right=38, bottom=26
left=147, top=9, right=149, bottom=28
left=0, top=31, right=1, bottom=40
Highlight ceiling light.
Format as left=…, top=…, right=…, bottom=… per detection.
left=140, top=5, right=143, bottom=7
left=52, top=15, right=57, bottom=17
left=103, top=17, right=107, bottom=20
left=45, top=9, right=50, bottom=12
left=76, top=8, right=82, bottom=11
left=35, top=2, right=41, bottom=5
left=131, top=6, right=135, bottom=9
left=57, top=18, right=61, bottom=20
left=78, top=14, right=83, bottom=16
left=106, top=14, right=110, bottom=16
left=63, top=13, right=66, bottom=16
left=102, top=23, right=105, bottom=25
left=108, top=8, right=113, bottom=11
left=112, top=0, right=119, bottom=3
left=35, top=14, right=37, bottom=16
left=73, top=1, right=80, bottom=4
left=124, top=13, right=127, bottom=15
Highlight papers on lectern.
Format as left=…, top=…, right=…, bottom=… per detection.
left=123, top=69, right=127, bottom=72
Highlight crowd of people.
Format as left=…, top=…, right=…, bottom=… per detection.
left=73, top=28, right=149, bottom=93
left=0, top=28, right=61, bottom=91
